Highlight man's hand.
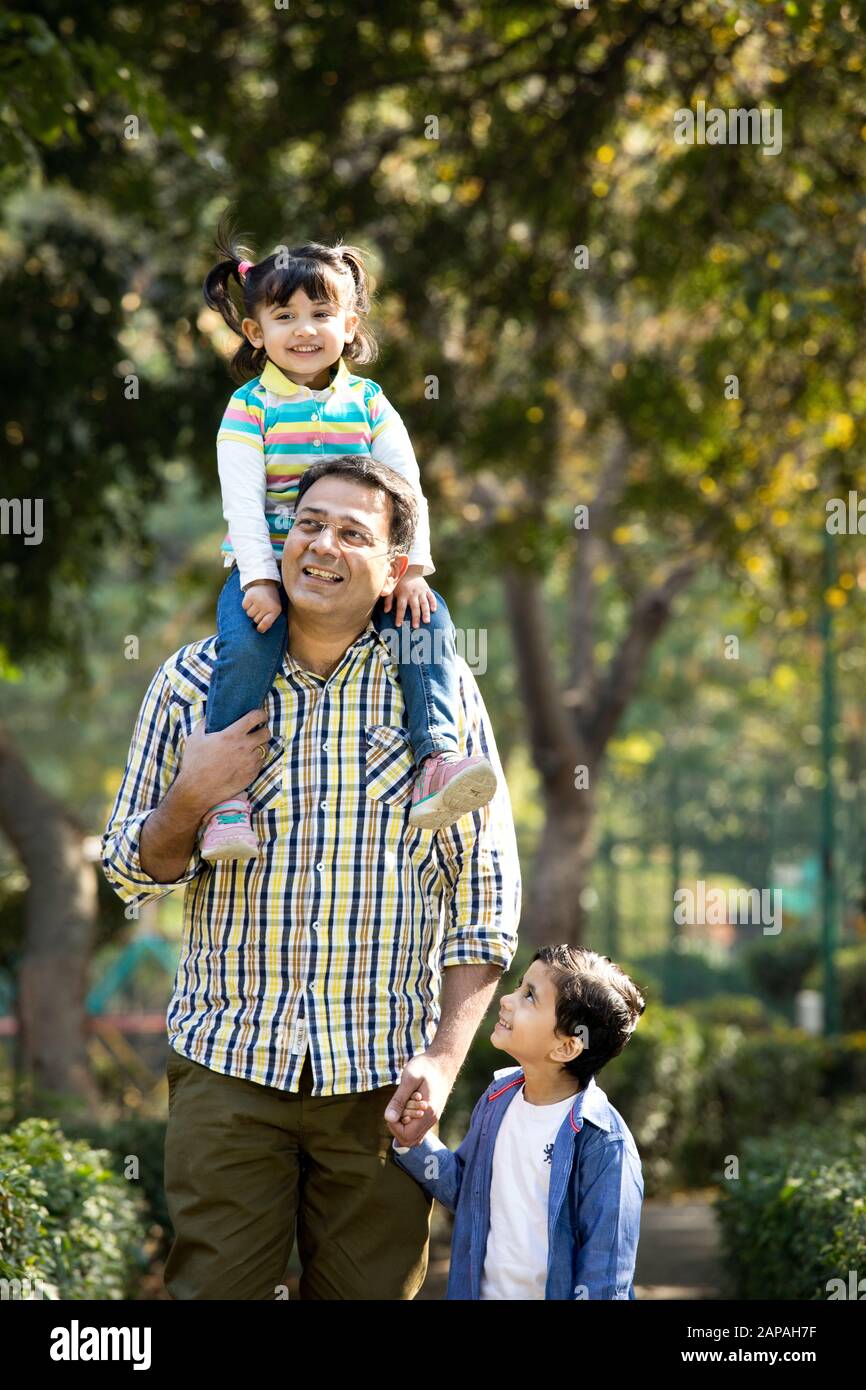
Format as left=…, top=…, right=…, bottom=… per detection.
left=384, top=1051, right=457, bottom=1147
left=380, top=568, right=437, bottom=628
left=174, top=708, right=272, bottom=819
left=242, top=579, right=283, bottom=634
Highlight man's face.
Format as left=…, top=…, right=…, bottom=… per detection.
left=281, top=475, right=408, bottom=627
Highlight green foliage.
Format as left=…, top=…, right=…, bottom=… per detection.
left=744, top=929, right=821, bottom=1008
left=598, top=1004, right=706, bottom=1195
left=687, top=994, right=772, bottom=1032
left=805, top=945, right=866, bottom=1032
left=0, top=1117, right=148, bottom=1298
left=717, top=1100, right=866, bottom=1300
left=62, top=1113, right=172, bottom=1259
left=682, top=1026, right=829, bottom=1185
left=629, top=947, right=751, bottom=1006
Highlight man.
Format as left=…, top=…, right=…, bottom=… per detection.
left=101, top=456, right=521, bottom=1300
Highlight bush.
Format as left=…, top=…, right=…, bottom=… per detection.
left=0, top=1118, right=148, bottom=1298
left=601, top=1003, right=705, bottom=1196
left=743, top=930, right=820, bottom=1011
left=804, top=945, right=866, bottom=1033
left=687, top=994, right=771, bottom=1033
left=629, top=946, right=751, bottom=1006
left=681, top=1026, right=829, bottom=1186
left=62, top=1114, right=172, bottom=1259
left=716, top=1100, right=866, bottom=1299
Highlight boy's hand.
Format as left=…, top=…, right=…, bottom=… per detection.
left=399, top=1090, right=432, bottom=1127
left=242, top=580, right=282, bottom=634
left=380, top=569, right=437, bottom=628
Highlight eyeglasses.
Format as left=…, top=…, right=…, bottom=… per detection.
left=286, top=513, right=394, bottom=555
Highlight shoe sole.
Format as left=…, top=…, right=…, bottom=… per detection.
left=200, top=838, right=259, bottom=863
left=407, top=763, right=498, bottom=831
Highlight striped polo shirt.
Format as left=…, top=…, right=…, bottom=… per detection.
left=216, top=357, right=434, bottom=590
left=101, top=625, right=520, bottom=1095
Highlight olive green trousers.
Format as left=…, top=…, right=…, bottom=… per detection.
left=163, top=1046, right=433, bottom=1300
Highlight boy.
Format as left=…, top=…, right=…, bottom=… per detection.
left=392, top=945, right=645, bottom=1300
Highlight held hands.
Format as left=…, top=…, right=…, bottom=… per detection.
left=380, top=571, right=437, bottom=629
left=242, top=580, right=283, bottom=634
left=384, top=1052, right=455, bottom=1147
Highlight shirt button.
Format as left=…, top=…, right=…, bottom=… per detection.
left=320, top=801, right=327, bottom=811
left=311, top=412, right=319, bottom=421
left=322, top=741, right=329, bottom=751
left=313, top=438, right=322, bottom=447
left=312, top=920, right=320, bottom=931
left=316, top=863, right=324, bottom=872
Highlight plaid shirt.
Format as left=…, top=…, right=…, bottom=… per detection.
left=101, top=625, right=520, bottom=1095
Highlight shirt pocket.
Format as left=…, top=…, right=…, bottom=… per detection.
left=364, top=724, right=416, bottom=806
left=248, top=734, right=285, bottom=811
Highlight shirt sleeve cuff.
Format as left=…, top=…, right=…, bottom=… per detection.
left=439, top=936, right=515, bottom=971
left=101, top=810, right=203, bottom=906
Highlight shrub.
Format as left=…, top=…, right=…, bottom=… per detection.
left=687, top=994, right=771, bottom=1033
left=601, top=1003, right=705, bottom=1196
left=716, top=1101, right=866, bottom=1299
left=681, top=1026, right=829, bottom=1186
left=804, top=945, right=866, bottom=1033
left=0, top=1117, right=147, bottom=1299
left=62, top=1114, right=172, bottom=1259
left=743, top=930, right=820, bottom=1011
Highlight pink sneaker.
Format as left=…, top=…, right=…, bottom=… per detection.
left=199, top=797, right=258, bottom=863
left=407, top=752, right=497, bottom=831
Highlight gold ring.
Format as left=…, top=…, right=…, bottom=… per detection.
left=257, top=743, right=267, bottom=759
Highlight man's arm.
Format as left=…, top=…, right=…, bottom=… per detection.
left=102, top=659, right=270, bottom=907
left=385, top=962, right=502, bottom=1144
left=385, top=667, right=521, bottom=1143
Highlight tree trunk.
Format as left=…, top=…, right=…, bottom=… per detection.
left=530, top=780, right=597, bottom=946
left=0, top=724, right=99, bottom=1115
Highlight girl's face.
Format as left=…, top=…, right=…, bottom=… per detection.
left=242, top=286, right=359, bottom=389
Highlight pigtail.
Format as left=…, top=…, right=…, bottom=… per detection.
left=336, top=243, right=378, bottom=364
left=203, top=213, right=267, bottom=382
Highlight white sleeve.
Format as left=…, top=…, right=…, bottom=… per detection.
left=367, top=389, right=434, bottom=578
left=216, top=391, right=281, bottom=590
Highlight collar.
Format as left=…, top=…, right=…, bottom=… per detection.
left=488, top=1068, right=612, bottom=1135
left=260, top=356, right=359, bottom=401
left=279, top=618, right=390, bottom=682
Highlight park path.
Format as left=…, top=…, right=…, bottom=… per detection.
left=634, top=1190, right=725, bottom=1300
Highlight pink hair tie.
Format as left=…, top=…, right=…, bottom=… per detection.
left=237, top=260, right=253, bottom=279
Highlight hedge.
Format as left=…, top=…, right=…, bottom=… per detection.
left=716, top=1098, right=866, bottom=1299
left=0, top=1117, right=148, bottom=1299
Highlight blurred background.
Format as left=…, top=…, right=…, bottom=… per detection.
left=1, top=0, right=865, bottom=1300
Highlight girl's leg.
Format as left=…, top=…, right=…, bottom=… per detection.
left=372, top=588, right=460, bottom=764
left=201, top=567, right=288, bottom=861
left=372, top=589, right=497, bottom=831
left=206, top=565, right=288, bottom=733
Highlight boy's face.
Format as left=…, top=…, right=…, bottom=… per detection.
left=242, top=286, right=358, bottom=389
left=491, top=960, right=582, bottom=1069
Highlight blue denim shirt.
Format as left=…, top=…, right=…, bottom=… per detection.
left=392, top=1066, right=644, bottom=1300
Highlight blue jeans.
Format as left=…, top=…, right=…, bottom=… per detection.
left=206, top=565, right=460, bottom=765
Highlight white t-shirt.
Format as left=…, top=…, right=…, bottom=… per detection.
left=479, top=1084, right=578, bottom=1301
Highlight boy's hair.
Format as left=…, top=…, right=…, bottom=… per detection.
left=294, top=457, right=418, bottom=561
left=203, top=212, right=377, bottom=382
left=532, top=946, right=646, bottom=1087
